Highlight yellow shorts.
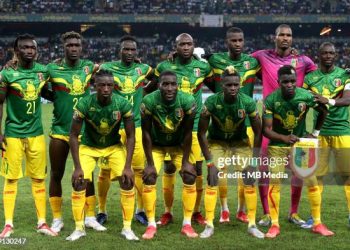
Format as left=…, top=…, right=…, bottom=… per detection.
left=1, top=135, right=47, bottom=179
left=164, top=132, right=202, bottom=162
left=210, top=140, right=251, bottom=172
left=80, top=144, right=125, bottom=181
left=316, top=135, right=350, bottom=176
left=152, top=146, right=196, bottom=174
left=50, top=134, right=82, bottom=143
left=119, top=127, right=144, bottom=170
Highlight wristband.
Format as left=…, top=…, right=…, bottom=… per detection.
left=206, top=159, right=215, bottom=168
left=328, top=99, right=336, bottom=106
left=312, top=130, right=320, bottom=137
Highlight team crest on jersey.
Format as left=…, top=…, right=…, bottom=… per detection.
left=194, top=68, right=201, bottom=77
left=298, top=102, right=306, bottom=112
left=37, top=73, right=44, bottom=82
left=135, top=67, right=142, bottom=76
left=291, top=58, right=298, bottom=68
left=216, top=105, right=223, bottom=109
left=84, top=66, right=90, bottom=75
left=333, top=78, right=342, bottom=87
left=238, top=109, right=246, bottom=118
left=274, top=102, right=281, bottom=108
left=112, top=111, right=121, bottom=121
left=70, top=75, right=85, bottom=95
left=243, top=61, right=250, bottom=70
left=175, top=108, right=184, bottom=119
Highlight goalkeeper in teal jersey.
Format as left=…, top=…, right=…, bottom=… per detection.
left=154, top=33, right=212, bottom=226
left=98, top=35, right=154, bottom=226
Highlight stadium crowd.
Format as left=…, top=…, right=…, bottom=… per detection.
left=0, top=35, right=349, bottom=69
left=0, top=0, right=349, bottom=14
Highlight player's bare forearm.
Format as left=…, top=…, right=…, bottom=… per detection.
left=0, top=93, right=6, bottom=135
left=69, top=118, right=83, bottom=170
left=141, top=116, right=155, bottom=166
left=197, top=115, right=211, bottom=161
left=263, top=117, right=286, bottom=143
left=333, top=90, right=350, bottom=106
left=182, top=114, right=195, bottom=165
left=123, top=117, right=135, bottom=169
left=250, top=114, right=262, bottom=158
left=314, top=104, right=328, bottom=130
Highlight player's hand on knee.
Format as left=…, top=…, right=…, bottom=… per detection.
left=72, top=168, right=86, bottom=190
left=242, top=165, right=256, bottom=186
left=143, top=164, right=157, bottom=185
left=207, top=165, right=219, bottom=187
left=180, top=161, right=197, bottom=185
left=164, top=161, right=176, bottom=174
left=121, top=167, right=134, bottom=189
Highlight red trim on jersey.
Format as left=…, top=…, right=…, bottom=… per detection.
left=8, top=89, right=23, bottom=97
left=193, top=82, right=203, bottom=94
left=53, top=85, right=70, bottom=93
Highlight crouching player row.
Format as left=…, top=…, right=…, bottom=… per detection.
left=67, top=69, right=139, bottom=241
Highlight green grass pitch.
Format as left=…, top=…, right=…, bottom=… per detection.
left=0, top=103, right=350, bottom=249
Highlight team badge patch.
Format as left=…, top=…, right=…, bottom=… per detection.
left=243, top=61, right=250, bottom=70
left=238, top=109, right=246, bottom=118
left=291, top=58, right=298, bottom=68
left=194, top=68, right=201, bottom=77
left=84, top=66, right=90, bottom=75
left=135, top=67, right=142, bottom=76
left=290, top=138, right=319, bottom=179
left=333, top=78, right=342, bottom=87
left=175, top=108, right=184, bottom=119
left=298, top=102, right=306, bottom=112
left=37, top=73, right=44, bottom=82
left=112, top=111, right=121, bottom=121
left=274, top=102, right=280, bottom=108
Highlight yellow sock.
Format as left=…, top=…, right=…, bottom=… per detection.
left=204, top=186, right=217, bottom=227
left=244, top=185, right=257, bottom=227
left=72, top=190, right=86, bottom=231
left=134, top=169, right=144, bottom=211
left=344, top=185, right=350, bottom=214
left=143, top=185, right=156, bottom=223
left=182, top=184, right=196, bottom=221
left=194, top=175, right=203, bottom=213
left=32, top=179, right=46, bottom=224
left=121, top=189, right=135, bottom=230
left=163, top=173, right=175, bottom=213
left=268, top=184, right=280, bottom=226
left=218, top=174, right=228, bottom=211
left=98, top=169, right=111, bottom=213
left=318, top=180, right=324, bottom=195
left=85, top=195, right=96, bottom=217
left=3, top=179, right=18, bottom=226
left=237, top=178, right=245, bottom=211
left=49, top=197, right=62, bottom=220
left=308, top=186, right=321, bottom=226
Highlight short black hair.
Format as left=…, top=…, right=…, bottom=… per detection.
left=120, top=35, right=137, bottom=44
left=275, top=24, right=292, bottom=35
left=319, top=42, right=335, bottom=52
left=222, top=65, right=240, bottom=78
left=61, top=31, right=82, bottom=43
left=278, top=65, right=296, bottom=79
left=14, top=33, right=36, bottom=50
left=159, top=70, right=177, bottom=82
left=94, top=69, right=114, bottom=80
left=226, top=27, right=243, bottom=37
